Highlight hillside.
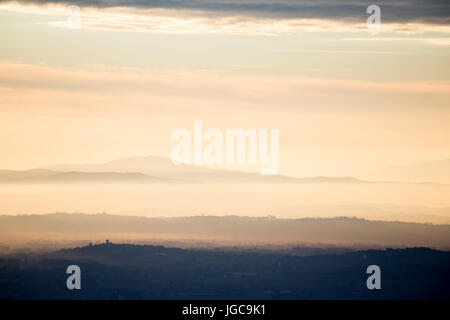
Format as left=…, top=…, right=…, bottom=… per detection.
left=0, top=244, right=449, bottom=299
left=1, top=213, right=449, bottom=249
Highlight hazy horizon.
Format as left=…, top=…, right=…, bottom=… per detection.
left=1, top=155, right=450, bottom=224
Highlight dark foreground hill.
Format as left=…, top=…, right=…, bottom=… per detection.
left=0, top=244, right=449, bottom=299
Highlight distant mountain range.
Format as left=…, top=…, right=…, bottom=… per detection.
left=0, top=155, right=447, bottom=185
left=0, top=155, right=368, bottom=184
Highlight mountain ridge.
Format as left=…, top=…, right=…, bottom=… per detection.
left=0, top=155, right=448, bottom=185
left=1, top=213, right=449, bottom=249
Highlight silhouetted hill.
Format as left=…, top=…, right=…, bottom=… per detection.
left=0, top=244, right=449, bottom=299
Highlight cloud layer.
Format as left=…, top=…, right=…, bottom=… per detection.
left=3, top=0, right=450, bottom=24
left=1, top=1, right=449, bottom=35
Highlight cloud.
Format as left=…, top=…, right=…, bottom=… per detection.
left=2, top=0, right=450, bottom=24
left=1, top=0, right=449, bottom=35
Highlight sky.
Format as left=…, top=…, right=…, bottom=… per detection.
left=0, top=0, right=449, bottom=178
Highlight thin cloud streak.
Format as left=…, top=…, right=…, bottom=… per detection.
left=343, top=37, right=450, bottom=46
left=273, top=49, right=413, bottom=55
left=2, top=61, right=450, bottom=93
left=1, top=61, right=449, bottom=114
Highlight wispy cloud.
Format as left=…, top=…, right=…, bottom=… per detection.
left=1, top=60, right=449, bottom=116
left=274, top=49, right=413, bottom=55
